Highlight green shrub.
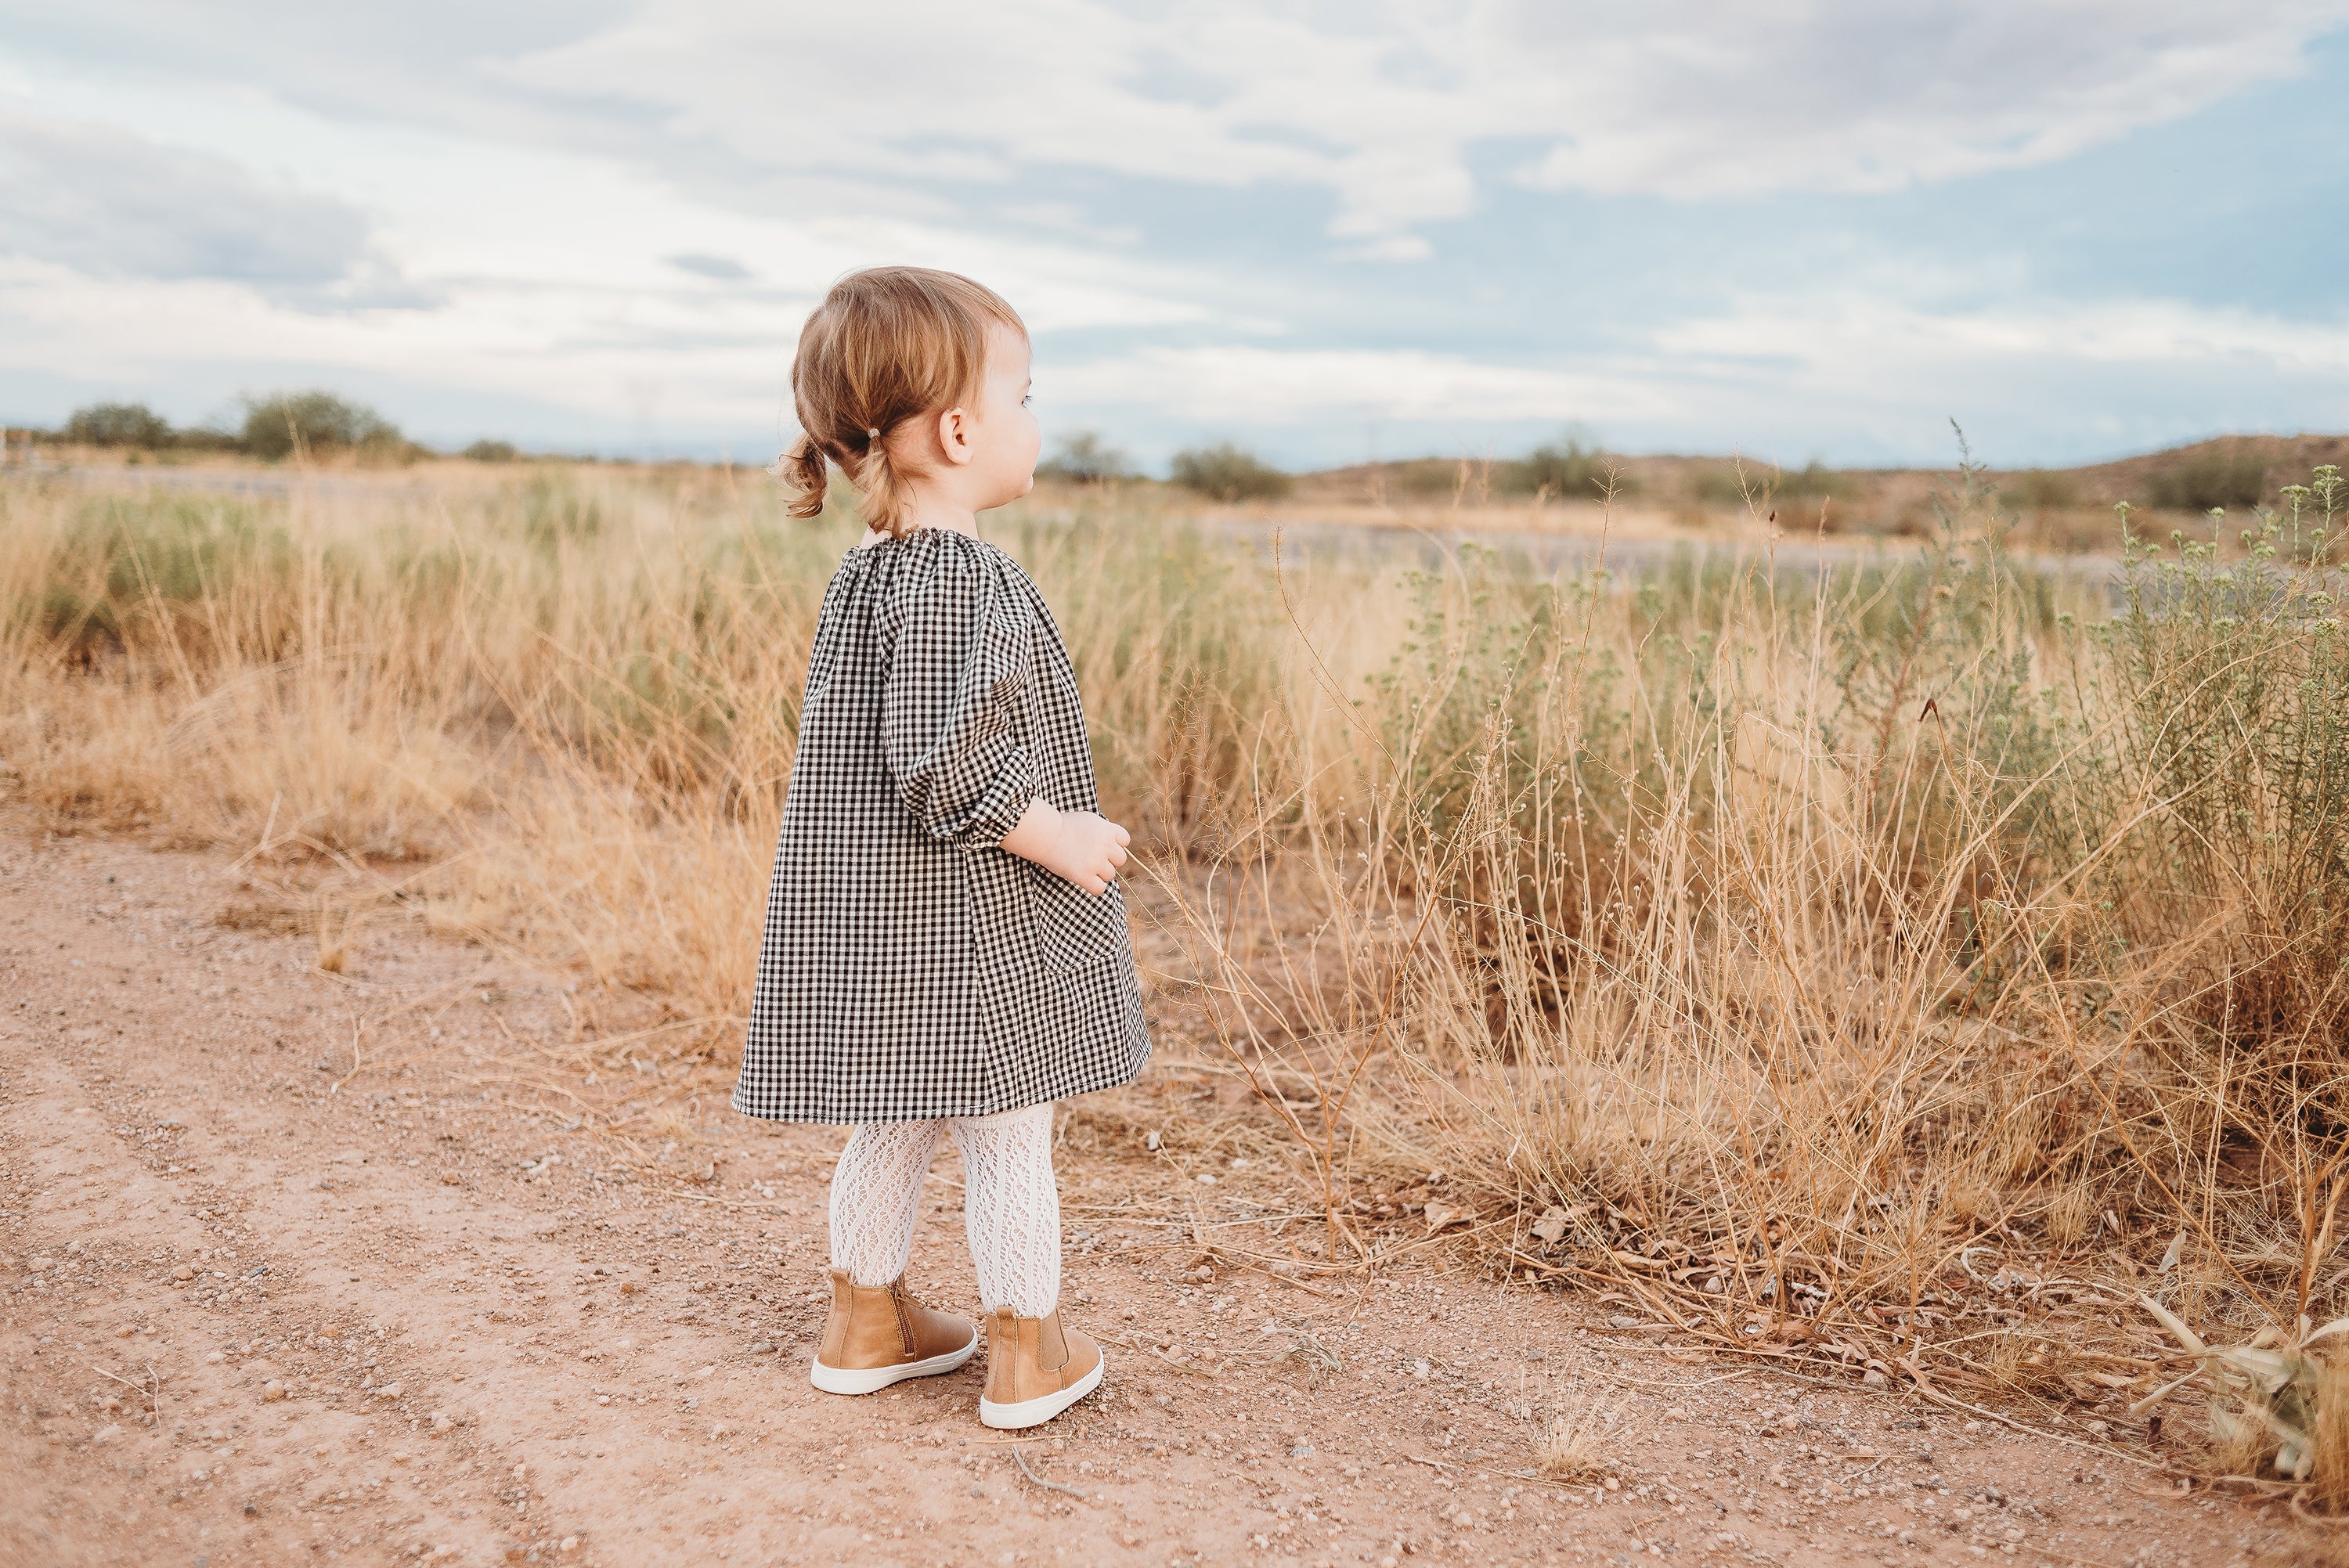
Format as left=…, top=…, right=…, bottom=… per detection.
left=1499, top=436, right=1632, bottom=500
left=1384, top=458, right=1468, bottom=498
left=16, top=494, right=294, bottom=660
left=1170, top=443, right=1291, bottom=503
left=464, top=439, right=520, bottom=463
left=1778, top=460, right=1856, bottom=500
left=1689, top=460, right=1849, bottom=506
left=240, top=391, right=405, bottom=461
left=2145, top=449, right=2269, bottom=513
left=1036, top=432, right=1133, bottom=484
left=63, top=402, right=174, bottom=449
left=2001, top=468, right=2080, bottom=510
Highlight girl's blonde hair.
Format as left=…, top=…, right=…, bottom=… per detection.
left=782, top=266, right=1027, bottom=538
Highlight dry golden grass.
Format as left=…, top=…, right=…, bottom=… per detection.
left=1534, top=1399, right=1621, bottom=1480
left=9, top=456, right=2349, bottom=1496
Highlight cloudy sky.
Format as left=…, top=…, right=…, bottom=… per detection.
left=3, top=2, right=2346, bottom=470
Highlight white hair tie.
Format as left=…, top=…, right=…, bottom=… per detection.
left=866, top=427, right=881, bottom=443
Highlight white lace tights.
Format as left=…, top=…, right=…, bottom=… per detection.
left=827, top=1101, right=1059, bottom=1318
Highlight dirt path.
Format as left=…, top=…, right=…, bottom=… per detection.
left=0, top=829, right=2320, bottom=1568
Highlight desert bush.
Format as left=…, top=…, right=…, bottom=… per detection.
left=464, top=439, right=520, bottom=463
left=1499, top=436, right=1631, bottom=500
left=1690, top=459, right=1853, bottom=507
left=240, top=391, right=406, bottom=462
left=1036, top=431, right=1134, bottom=485
left=1170, top=443, right=1291, bottom=503
left=1381, top=458, right=1474, bottom=499
left=63, top=402, right=175, bottom=449
left=2001, top=468, right=2080, bottom=510
left=2146, top=447, right=2271, bottom=513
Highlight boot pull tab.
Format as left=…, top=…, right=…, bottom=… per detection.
left=888, top=1278, right=918, bottom=1360
left=1037, top=1310, right=1071, bottom=1372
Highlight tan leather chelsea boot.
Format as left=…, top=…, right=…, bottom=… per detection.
left=810, top=1270, right=979, bottom=1396
left=978, top=1305, right=1103, bottom=1429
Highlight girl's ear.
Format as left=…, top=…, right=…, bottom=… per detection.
left=936, top=406, right=973, bottom=468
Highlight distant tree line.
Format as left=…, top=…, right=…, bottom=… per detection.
left=39, top=393, right=525, bottom=463
left=1036, top=430, right=1633, bottom=503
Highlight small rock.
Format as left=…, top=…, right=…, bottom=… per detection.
left=1608, top=1314, right=1642, bottom=1329
left=747, top=1341, right=775, bottom=1355
left=92, top=1423, right=123, bottom=1444
left=1862, top=1369, right=1889, bottom=1389
left=692, top=1364, right=715, bottom=1380
left=204, top=1350, right=225, bottom=1363
left=1289, top=1441, right=1314, bottom=1458
left=558, top=1537, right=579, bottom=1553
left=374, top=1382, right=403, bottom=1400
left=1196, top=1173, right=1218, bottom=1186
left=29, top=1256, right=55, bottom=1271
left=430, top=1414, right=455, bottom=1436
left=172, top=1265, right=195, bottom=1281
left=260, top=1381, right=287, bottom=1403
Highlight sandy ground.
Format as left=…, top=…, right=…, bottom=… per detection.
left=1, top=828, right=2329, bottom=1568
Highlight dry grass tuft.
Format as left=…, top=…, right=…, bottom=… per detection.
left=1535, top=1399, right=1621, bottom=1480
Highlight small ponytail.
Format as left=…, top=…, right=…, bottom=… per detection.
left=857, top=424, right=912, bottom=538
left=781, top=431, right=830, bottom=520
left=783, top=265, right=1027, bottom=539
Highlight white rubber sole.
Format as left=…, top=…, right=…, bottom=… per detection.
left=809, top=1325, right=979, bottom=1396
left=977, top=1351, right=1106, bottom=1429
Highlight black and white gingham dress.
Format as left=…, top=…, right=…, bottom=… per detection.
left=733, top=527, right=1152, bottom=1123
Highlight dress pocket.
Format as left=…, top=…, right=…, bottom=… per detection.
left=1030, top=871, right=1126, bottom=974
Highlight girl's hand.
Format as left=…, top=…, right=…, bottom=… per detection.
left=999, top=797, right=1131, bottom=895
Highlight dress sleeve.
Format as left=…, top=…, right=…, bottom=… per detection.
left=876, top=539, right=1037, bottom=845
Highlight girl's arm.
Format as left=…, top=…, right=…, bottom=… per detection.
left=879, top=542, right=1130, bottom=895
left=879, top=546, right=1035, bottom=845
left=998, top=796, right=1129, bottom=896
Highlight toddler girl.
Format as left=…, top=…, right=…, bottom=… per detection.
left=733, top=266, right=1151, bottom=1429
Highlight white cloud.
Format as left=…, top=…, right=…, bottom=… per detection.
left=1048, top=344, right=1680, bottom=426
left=1505, top=2, right=2349, bottom=198
left=1658, top=294, right=2349, bottom=384
left=490, top=1, right=2349, bottom=243
left=0, top=113, right=392, bottom=300
left=14, top=1, right=2341, bottom=251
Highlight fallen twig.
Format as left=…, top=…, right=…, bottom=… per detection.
left=1010, top=1447, right=1085, bottom=1500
